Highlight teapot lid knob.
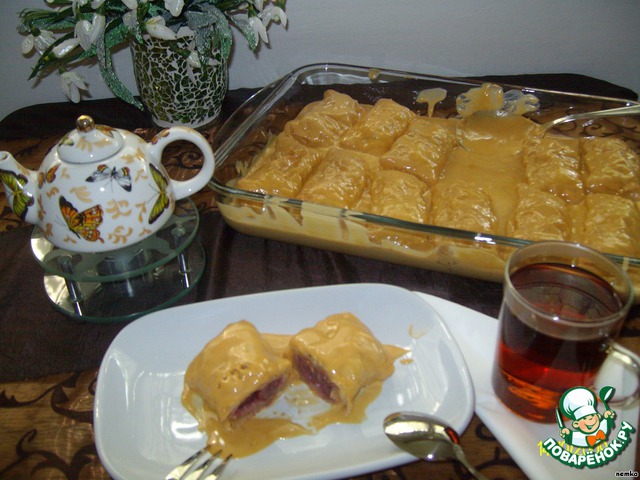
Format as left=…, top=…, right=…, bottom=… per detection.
left=57, top=115, right=124, bottom=164
left=76, top=115, right=95, bottom=132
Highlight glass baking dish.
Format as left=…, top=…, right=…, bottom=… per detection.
left=208, top=63, right=640, bottom=294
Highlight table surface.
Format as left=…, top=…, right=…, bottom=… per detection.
left=1, top=76, right=639, bottom=479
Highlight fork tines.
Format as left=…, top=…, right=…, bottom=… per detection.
left=165, top=448, right=232, bottom=480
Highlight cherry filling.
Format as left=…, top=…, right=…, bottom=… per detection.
left=230, top=375, right=287, bottom=420
left=293, top=353, right=338, bottom=403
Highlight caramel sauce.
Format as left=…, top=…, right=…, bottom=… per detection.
left=183, top=323, right=407, bottom=459
left=307, top=381, right=384, bottom=430
left=183, top=391, right=312, bottom=458
left=437, top=114, right=541, bottom=231
left=416, top=88, right=447, bottom=117
left=456, top=83, right=505, bottom=117
left=368, top=68, right=381, bottom=81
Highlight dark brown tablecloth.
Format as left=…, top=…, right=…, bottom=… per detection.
left=0, top=208, right=510, bottom=382
left=1, top=73, right=638, bottom=479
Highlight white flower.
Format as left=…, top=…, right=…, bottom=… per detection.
left=253, top=0, right=264, bottom=11
left=164, top=0, right=185, bottom=17
left=53, top=38, right=81, bottom=58
left=146, top=16, right=177, bottom=40
left=122, top=0, right=147, bottom=9
left=21, top=30, right=56, bottom=55
left=91, top=0, right=106, bottom=7
left=260, top=6, right=287, bottom=28
left=249, top=16, right=269, bottom=44
left=75, top=14, right=106, bottom=51
left=21, top=35, right=34, bottom=55
left=123, top=10, right=139, bottom=31
left=60, top=72, right=88, bottom=103
left=71, top=0, right=90, bottom=15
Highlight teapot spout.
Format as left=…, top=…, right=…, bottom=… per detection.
left=0, top=151, right=39, bottom=225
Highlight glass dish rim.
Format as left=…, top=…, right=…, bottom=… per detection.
left=208, top=62, right=640, bottom=268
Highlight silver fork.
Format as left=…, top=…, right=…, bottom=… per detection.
left=165, top=447, right=231, bottom=480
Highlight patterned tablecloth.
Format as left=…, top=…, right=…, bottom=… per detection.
left=1, top=76, right=639, bottom=479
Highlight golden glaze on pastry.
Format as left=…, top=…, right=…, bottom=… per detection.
left=507, top=183, right=570, bottom=241
left=231, top=89, right=640, bottom=268
left=581, top=137, right=640, bottom=199
left=235, top=134, right=323, bottom=197
left=183, top=320, right=291, bottom=422
left=298, top=147, right=378, bottom=209
left=580, top=193, right=640, bottom=257
left=522, top=136, right=584, bottom=204
left=339, top=98, right=414, bottom=155
left=430, top=181, right=497, bottom=233
left=380, top=116, right=457, bottom=186
left=366, top=170, right=429, bottom=223
left=284, top=90, right=364, bottom=148
left=289, top=312, right=401, bottom=412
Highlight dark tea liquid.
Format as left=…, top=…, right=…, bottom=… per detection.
left=492, top=262, right=623, bottom=422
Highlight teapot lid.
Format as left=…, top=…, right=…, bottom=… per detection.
left=57, top=115, right=124, bottom=164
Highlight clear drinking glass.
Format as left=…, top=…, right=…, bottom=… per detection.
left=491, top=241, right=640, bottom=423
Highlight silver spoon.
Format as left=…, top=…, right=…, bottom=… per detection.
left=542, top=103, right=640, bottom=131
left=384, top=411, right=490, bottom=480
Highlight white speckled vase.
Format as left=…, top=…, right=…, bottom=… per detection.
left=131, top=34, right=228, bottom=129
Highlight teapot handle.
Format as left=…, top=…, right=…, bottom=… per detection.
left=147, top=127, right=215, bottom=200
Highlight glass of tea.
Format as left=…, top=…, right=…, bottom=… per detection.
left=491, top=241, right=639, bottom=423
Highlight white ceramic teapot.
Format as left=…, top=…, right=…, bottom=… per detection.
left=0, top=115, right=215, bottom=253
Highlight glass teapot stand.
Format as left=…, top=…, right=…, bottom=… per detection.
left=30, top=199, right=205, bottom=323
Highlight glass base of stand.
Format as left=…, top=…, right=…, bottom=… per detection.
left=42, top=238, right=205, bottom=323
left=31, top=199, right=205, bottom=323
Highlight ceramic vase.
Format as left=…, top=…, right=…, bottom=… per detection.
left=131, top=35, right=228, bottom=129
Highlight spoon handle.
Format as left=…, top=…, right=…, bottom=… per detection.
left=453, top=445, right=491, bottom=480
left=543, top=103, right=640, bottom=130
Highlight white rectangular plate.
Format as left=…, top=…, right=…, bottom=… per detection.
left=95, top=283, right=474, bottom=480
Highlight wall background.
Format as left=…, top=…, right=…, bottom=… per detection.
left=1, top=0, right=639, bottom=121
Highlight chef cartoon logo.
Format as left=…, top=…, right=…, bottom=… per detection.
left=558, top=386, right=614, bottom=448
left=540, top=386, right=636, bottom=469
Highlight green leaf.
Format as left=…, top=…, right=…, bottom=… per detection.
left=186, top=6, right=233, bottom=60
left=96, top=28, right=143, bottom=110
left=230, top=17, right=257, bottom=51
left=20, top=7, right=76, bottom=32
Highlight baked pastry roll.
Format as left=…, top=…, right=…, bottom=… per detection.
left=236, top=133, right=323, bottom=197
left=289, top=313, right=396, bottom=411
left=366, top=170, right=429, bottom=223
left=297, top=147, right=379, bottom=209
left=430, top=181, right=497, bottom=233
left=522, top=136, right=584, bottom=204
left=183, top=320, right=292, bottom=422
left=580, top=193, right=640, bottom=257
left=380, top=116, right=458, bottom=186
left=339, top=98, right=414, bottom=155
left=581, top=137, right=640, bottom=199
left=507, top=184, right=570, bottom=241
left=284, top=90, right=364, bottom=148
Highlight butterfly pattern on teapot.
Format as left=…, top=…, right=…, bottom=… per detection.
left=0, top=168, right=34, bottom=220
left=0, top=116, right=215, bottom=254
left=86, top=164, right=132, bottom=192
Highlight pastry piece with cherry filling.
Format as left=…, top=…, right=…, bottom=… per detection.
left=289, top=312, right=398, bottom=412
left=183, top=320, right=292, bottom=423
